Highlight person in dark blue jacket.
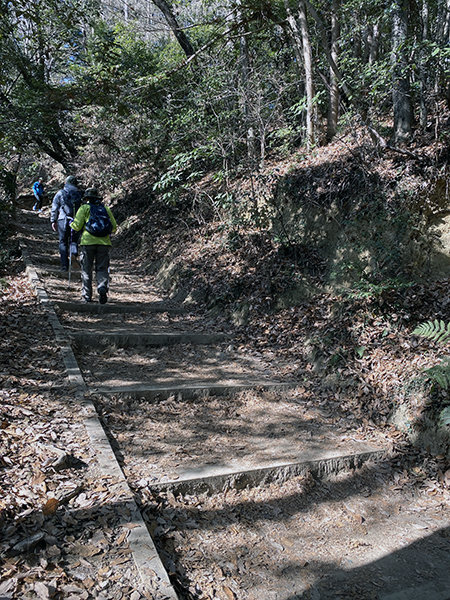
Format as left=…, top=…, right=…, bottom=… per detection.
left=50, top=176, right=83, bottom=271
left=32, top=178, right=44, bottom=211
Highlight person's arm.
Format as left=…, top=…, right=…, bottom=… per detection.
left=70, top=205, right=88, bottom=232
left=50, top=192, right=61, bottom=231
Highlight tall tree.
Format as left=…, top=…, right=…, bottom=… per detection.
left=236, top=1, right=257, bottom=166
left=391, top=0, right=413, bottom=142
left=327, top=0, right=340, bottom=141
left=297, top=0, right=315, bottom=147
left=420, top=0, right=429, bottom=127
left=0, top=0, right=91, bottom=167
left=151, top=0, right=195, bottom=56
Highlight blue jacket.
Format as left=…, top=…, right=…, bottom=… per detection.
left=33, top=181, right=44, bottom=197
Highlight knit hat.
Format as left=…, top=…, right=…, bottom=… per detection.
left=83, top=188, right=102, bottom=200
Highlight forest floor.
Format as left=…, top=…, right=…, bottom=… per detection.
left=0, top=203, right=449, bottom=600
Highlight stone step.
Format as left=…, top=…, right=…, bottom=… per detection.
left=30, top=255, right=62, bottom=266
left=55, top=301, right=186, bottom=314
left=148, top=444, right=386, bottom=495
left=36, top=265, right=80, bottom=276
left=72, top=330, right=228, bottom=348
left=92, top=380, right=296, bottom=400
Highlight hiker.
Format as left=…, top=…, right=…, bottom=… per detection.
left=32, top=178, right=44, bottom=211
left=50, top=176, right=83, bottom=271
left=70, top=188, right=117, bottom=304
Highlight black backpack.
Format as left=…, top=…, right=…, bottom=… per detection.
left=61, top=188, right=82, bottom=218
left=85, top=203, right=113, bottom=237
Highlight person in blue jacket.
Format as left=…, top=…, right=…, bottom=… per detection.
left=32, top=178, right=44, bottom=211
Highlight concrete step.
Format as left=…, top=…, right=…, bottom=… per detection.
left=148, top=444, right=386, bottom=495
left=30, top=255, right=62, bottom=266
left=71, top=330, right=228, bottom=348
left=92, top=380, right=297, bottom=400
left=55, top=301, right=186, bottom=314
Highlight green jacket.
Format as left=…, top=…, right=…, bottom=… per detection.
left=70, top=203, right=117, bottom=246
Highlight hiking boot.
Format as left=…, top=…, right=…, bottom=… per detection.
left=99, top=288, right=107, bottom=304
left=82, top=297, right=92, bottom=303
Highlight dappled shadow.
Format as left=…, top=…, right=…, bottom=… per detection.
left=9, top=202, right=449, bottom=600
left=281, top=527, right=450, bottom=599
left=146, top=453, right=450, bottom=599
left=90, top=385, right=378, bottom=485
left=76, top=342, right=288, bottom=389
left=0, top=490, right=148, bottom=597
left=270, top=149, right=449, bottom=288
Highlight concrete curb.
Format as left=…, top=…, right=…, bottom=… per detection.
left=20, top=241, right=179, bottom=600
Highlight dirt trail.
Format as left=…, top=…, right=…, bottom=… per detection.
left=13, top=207, right=450, bottom=600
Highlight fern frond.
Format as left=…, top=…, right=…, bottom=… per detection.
left=424, top=358, right=450, bottom=390
left=413, top=320, right=450, bottom=344
left=439, top=406, right=450, bottom=427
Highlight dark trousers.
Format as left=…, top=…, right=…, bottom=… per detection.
left=80, top=245, right=110, bottom=301
left=33, top=194, right=43, bottom=210
left=57, top=219, right=79, bottom=269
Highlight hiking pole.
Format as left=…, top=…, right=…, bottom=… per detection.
left=68, top=222, right=73, bottom=288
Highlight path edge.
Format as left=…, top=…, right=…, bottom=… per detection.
left=20, top=240, right=179, bottom=600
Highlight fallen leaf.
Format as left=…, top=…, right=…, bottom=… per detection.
left=222, top=585, right=236, bottom=600
left=117, top=530, right=129, bottom=545
left=42, top=497, right=59, bottom=516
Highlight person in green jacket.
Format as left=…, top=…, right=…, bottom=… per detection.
left=70, top=188, right=117, bottom=304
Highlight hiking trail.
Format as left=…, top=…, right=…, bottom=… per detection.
left=17, top=206, right=450, bottom=600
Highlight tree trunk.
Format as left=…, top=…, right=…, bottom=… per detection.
left=368, top=23, right=379, bottom=65
left=420, top=0, right=429, bottom=128
left=284, top=1, right=303, bottom=67
left=152, top=0, right=195, bottom=57
left=442, top=0, right=450, bottom=107
left=236, top=1, right=257, bottom=168
left=443, top=0, right=450, bottom=42
left=298, top=0, right=315, bottom=147
left=0, top=166, right=18, bottom=221
left=391, top=0, right=412, bottom=143
left=327, top=0, right=340, bottom=142
left=146, top=0, right=152, bottom=40
left=284, top=1, right=307, bottom=114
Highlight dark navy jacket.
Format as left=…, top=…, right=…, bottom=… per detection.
left=50, top=183, right=83, bottom=223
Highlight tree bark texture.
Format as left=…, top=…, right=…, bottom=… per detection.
left=298, top=0, right=315, bottom=147
left=327, top=0, right=340, bottom=141
left=420, top=0, right=429, bottom=127
left=151, top=0, right=195, bottom=57
left=391, top=0, right=412, bottom=143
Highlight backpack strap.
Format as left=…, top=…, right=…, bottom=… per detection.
left=60, top=189, right=82, bottom=218
left=60, top=190, right=72, bottom=218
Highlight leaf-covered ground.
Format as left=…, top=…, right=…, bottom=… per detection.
left=3, top=208, right=448, bottom=599
left=0, top=275, right=148, bottom=600
left=3, top=122, right=449, bottom=598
